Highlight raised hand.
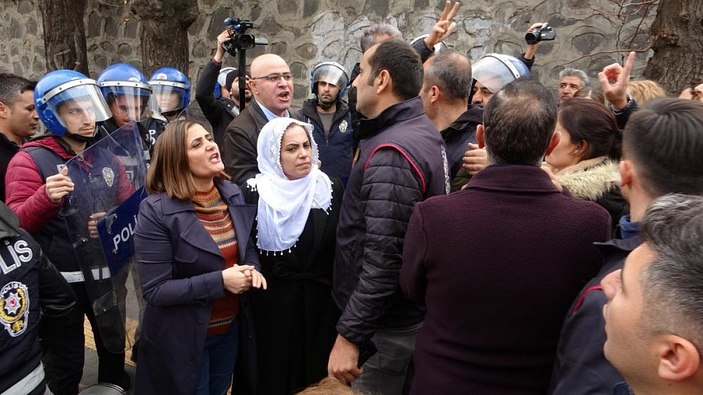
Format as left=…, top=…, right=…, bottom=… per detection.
left=425, top=1, right=460, bottom=48
left=597, top=51, right=635, bottom=109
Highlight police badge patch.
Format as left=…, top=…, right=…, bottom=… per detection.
left=339, top=120, right=348, bottom=133
left=1, top=281, right=30, bottom=337
left=102, top=167, right=115, bottom=187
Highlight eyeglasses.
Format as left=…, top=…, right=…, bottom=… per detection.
left=251, top=72, right=293, bottom=83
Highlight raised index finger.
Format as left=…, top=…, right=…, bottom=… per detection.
left=620, top=51, right=636, bottom=82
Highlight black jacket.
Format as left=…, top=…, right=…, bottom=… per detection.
left=0, top=202, right=75, bottom=395
left=195, top=59, right=241, bottom=148
left=299, top=99, right=354, bottom=182
left=333, top=97, right=448, bottom=348
left=441, top=107, right=483, bottom=191
left=0, top=133, right=20, bottom=202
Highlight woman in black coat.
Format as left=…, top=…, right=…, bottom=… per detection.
left=242, top=117, right=342, bottom=394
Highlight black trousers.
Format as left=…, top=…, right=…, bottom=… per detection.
left=40, top=283, right=129, bottom=395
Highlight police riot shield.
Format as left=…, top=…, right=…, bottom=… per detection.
left=62, top=124, right=147, bottom=353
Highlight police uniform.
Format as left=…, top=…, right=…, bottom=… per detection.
left=0, top=202, right=75, bottom=395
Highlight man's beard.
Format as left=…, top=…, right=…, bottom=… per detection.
left=317, top=96, right=335, bottom=111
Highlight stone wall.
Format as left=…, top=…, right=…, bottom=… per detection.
left=1, top=0, right=654, bottom=104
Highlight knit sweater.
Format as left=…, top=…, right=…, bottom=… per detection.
left=192, top=186, right=240, bottom=335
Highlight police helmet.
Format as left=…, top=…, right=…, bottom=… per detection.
left=97, top=63, right=151, bottom=122
left=35, top=69, right=112, bottom=137
left=148, top=67, right=191, bottom=114
left=410, top=34, right=449, bottom=54
left=214, top=67, right=237, bottom=99
left=310, top=62, right=349, bottom=100
left=471, top=53, right=531, bottom=94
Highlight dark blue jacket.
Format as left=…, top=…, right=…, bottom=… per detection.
left=0, top=202, right=74, bottom=395
left=299, top=99, right=354, bottom=183
left=549, top=236, right=641, bottom=395
left=134, top=181, right=259, bottom=395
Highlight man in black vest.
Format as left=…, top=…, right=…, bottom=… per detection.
left=328, top=39, right=449, bottom=394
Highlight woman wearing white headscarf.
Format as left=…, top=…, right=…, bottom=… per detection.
left=242, top=117, right=343, bottom=394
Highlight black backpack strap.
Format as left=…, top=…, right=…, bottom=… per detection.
left=23, top=146, right=66, bottom=180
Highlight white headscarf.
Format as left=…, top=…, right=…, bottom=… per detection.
left=247, top=117, right=333, bottom=252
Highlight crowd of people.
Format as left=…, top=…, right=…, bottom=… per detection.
left=1, top=1, right=703, bottom=394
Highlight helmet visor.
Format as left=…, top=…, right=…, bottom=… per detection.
left=314, top=66, right=348, bottom=89
left=472, top=55, right=521, bottom=94
left=149, top=84, right=186, bottom=114
left=47, top=83, right=112, bottom=134
left=102, top=85, right=151, bottom=122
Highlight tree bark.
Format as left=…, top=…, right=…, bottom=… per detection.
left=130, top=0, right=199, bottom=78
left=642, top=0, right=703, bottom=95
left=38, top=0, right=89, bottom=74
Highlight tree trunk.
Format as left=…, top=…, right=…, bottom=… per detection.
left=130, top=0, right=199, bottom=78
left=38, top=0, right=88, bottom=74
left=642, top=0, right=703, bottom=95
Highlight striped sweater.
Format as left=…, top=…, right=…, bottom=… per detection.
left=192, top=186, right=240, bottom=335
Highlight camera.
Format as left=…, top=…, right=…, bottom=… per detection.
left=525, top=23, right=556, bottom=45
left=222, top=17, right=257, bottom=56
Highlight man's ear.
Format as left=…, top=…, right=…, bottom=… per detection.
left=655, top=334, right=701, bottom=381
left=544, top=132, right=561, bottom=156
left=477, top=124, right=485, bottom=148
left=0, top=101, right=8, bottom=119
left=376, top=70, right=390, bottom=95
left=620, top=159, right=633, bottom=189
left=248, top=80, right=259, bottom=96
left=429, top=86, right=441, bottom=104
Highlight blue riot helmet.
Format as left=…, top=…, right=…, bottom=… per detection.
left=471, top=53, right=531, bottom=94
left=35, top=69, right=112, bottom=137
left=410, top=34, right=449, bottom=54
left=97, top=63, right=152, bottom=125
left=214, top=66, right=237, bottom=99
left=148, top=67, right=191, bottom=115
left=310, top=61, right=349, bottom=100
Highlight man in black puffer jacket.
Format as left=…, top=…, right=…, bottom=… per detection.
left=327, top=39, right=449, bottom=395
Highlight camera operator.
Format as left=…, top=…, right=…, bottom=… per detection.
left=195, top=29, right=252, bottom=148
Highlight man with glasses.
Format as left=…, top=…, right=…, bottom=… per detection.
left=222, top=53, right=299, bottom=184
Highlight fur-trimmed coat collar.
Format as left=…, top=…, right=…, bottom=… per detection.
left=554, top=156, right=620, bottom=201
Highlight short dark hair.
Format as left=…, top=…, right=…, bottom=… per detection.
left=482, top=79, right=557, bottom=165
left=559, top=97, right=621, bottom=160
left=424, top=50, right=472, bottom=102
left=366, top=39, right=423, bottom=101
left=0, top=73, right=35, bottom=105
left=146, top=119, right=228, bottom=199
left=640, top=194, right=703, bottom=350
left=623, top=98, right=703, bottom=197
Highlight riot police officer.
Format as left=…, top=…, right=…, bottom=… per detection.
left=97, top=63, right=166, bottom=157
left=299, top=61, right=354, bottom=183
left=148, top=67, right=191, bottom=123
left=5, top=69, right=131, bottom=395
left=0, top=201, right=75, bottom=395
